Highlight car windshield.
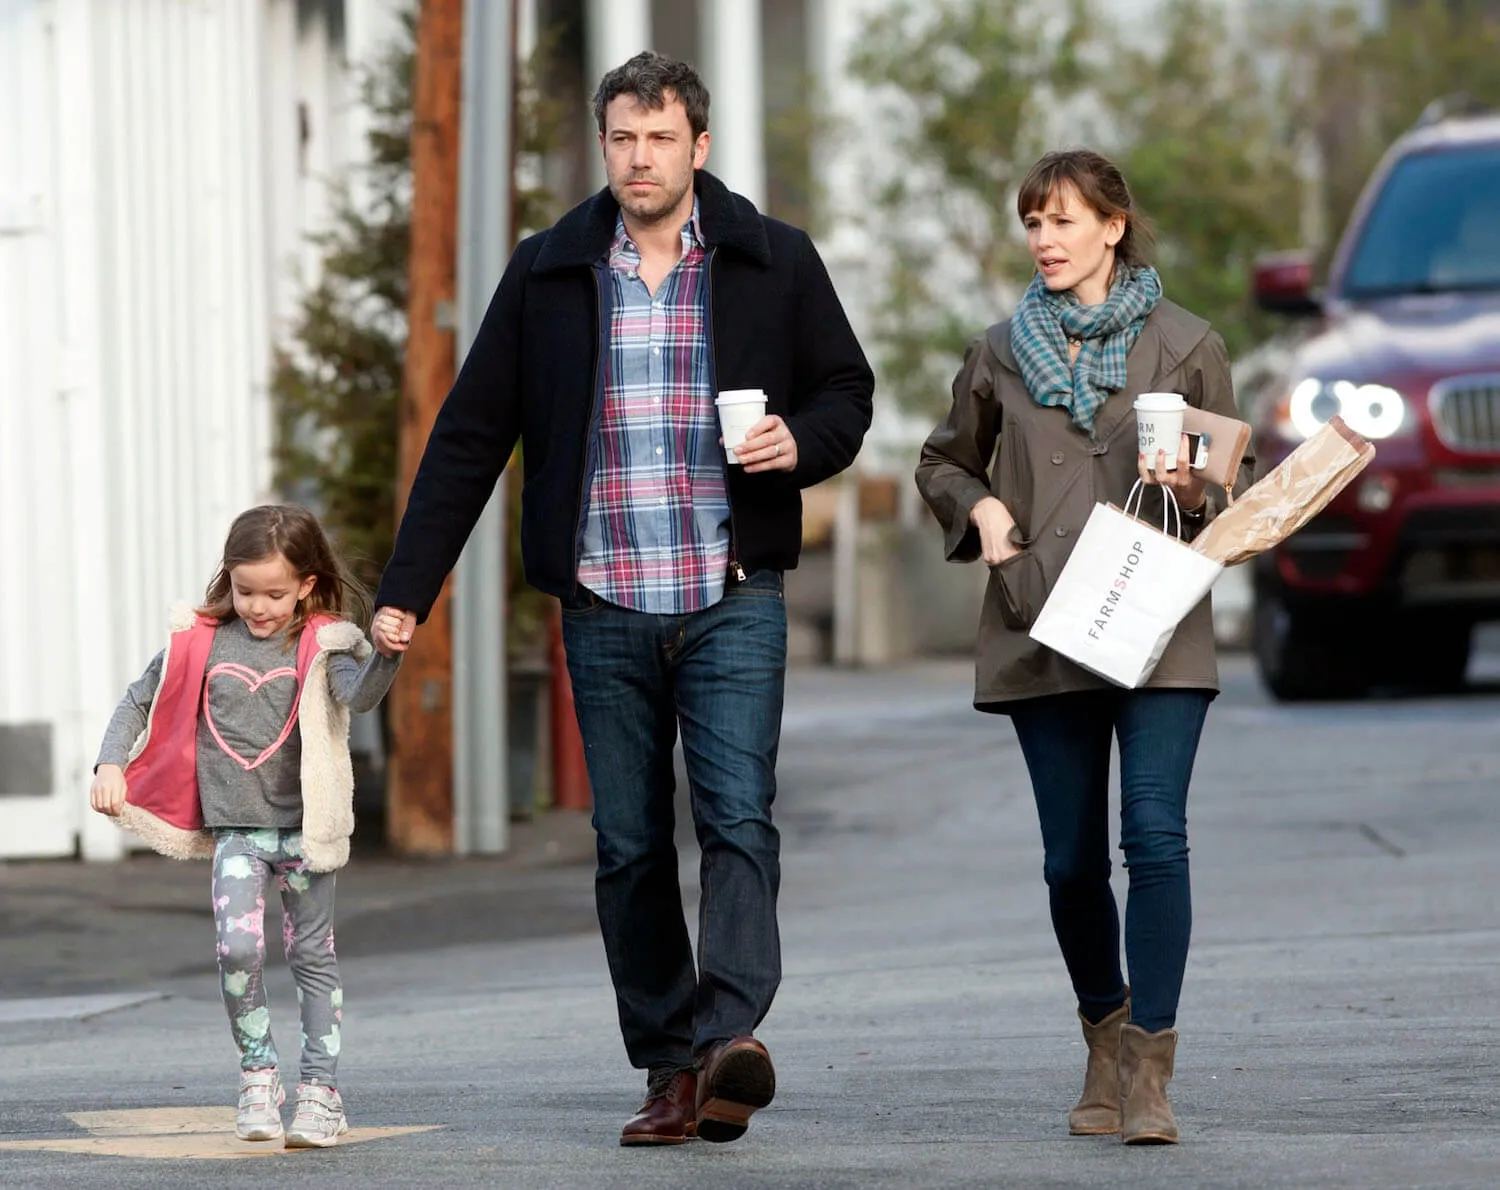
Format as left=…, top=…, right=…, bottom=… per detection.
left=1342, top=142, right=1500, bottom=299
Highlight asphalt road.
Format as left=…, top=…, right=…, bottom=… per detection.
left=2, top=644, right=1499, bottom=1188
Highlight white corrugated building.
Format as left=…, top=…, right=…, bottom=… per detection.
left=0, top=0, right=401, bottom=859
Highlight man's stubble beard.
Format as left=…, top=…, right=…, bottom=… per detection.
left=613, top=169, right=694, bottom=228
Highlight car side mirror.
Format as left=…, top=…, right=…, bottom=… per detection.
left=1252, top=251, right=1322, bottom=316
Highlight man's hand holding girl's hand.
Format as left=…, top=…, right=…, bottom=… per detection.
left=970, top=496, right=1022, bottom=565
left=374, top=608, right=417, bottom=657
left=90, top=765, right=127, bottom=817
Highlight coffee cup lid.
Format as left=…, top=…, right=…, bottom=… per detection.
left=716, top=390, right=767, bottom=405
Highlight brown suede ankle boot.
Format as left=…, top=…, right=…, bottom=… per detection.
left=1068, top=1000, right=1130, bottom=1135
left=1118, top=1023, right=1180, bottom=1144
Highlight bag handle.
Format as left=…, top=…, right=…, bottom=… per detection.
left=1123, top=479, right=1183, bottom=540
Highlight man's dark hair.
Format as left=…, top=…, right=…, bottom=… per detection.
left=593, top=52, right=710, bottom=140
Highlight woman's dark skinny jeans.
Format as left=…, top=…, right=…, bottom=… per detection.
left=1009, top=687, right=1211, bottom=1033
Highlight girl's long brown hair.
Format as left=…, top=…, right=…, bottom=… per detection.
left=198, top=505, right=371, bottom=644
left=1017, top=148, right=1156, bottom=271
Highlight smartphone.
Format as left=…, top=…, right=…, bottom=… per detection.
left=1184, top=430, right=1211, bottom=471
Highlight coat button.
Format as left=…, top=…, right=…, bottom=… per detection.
left=1050, top=451, right=1065, bottom=465
left=1055, top=526, right=1069, bottom=538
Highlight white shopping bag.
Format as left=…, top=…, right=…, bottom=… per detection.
left=1029, top=485, right=1224, bottom=688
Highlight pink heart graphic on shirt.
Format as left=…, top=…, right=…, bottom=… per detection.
left=203, top=663, right=303, bottom=771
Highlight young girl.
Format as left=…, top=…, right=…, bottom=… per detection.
left=90, top=504, right=404, bottom=1148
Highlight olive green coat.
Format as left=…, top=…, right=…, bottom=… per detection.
left=915, top=300, right=1254, bottom=711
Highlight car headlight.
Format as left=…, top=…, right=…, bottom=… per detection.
left=1284, top=378, right=1409, bottom=440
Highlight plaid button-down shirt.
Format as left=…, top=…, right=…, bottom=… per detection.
left=577, top=201, right=732, bottom=614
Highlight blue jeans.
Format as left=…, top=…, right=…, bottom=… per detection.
left=1009, top=688, right=1211, bottom=1033
left=559, top=569, right=786, bottom=1069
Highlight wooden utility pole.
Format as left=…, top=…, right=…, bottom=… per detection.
left=389, top=0, right=463, bottom=855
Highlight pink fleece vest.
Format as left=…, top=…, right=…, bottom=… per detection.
left=123, top=614, right=334, bottom=831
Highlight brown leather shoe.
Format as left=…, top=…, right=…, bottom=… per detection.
left=695, top=1036, right=776, bottom=1144
left=620, top=1067, right=698, bottom=1146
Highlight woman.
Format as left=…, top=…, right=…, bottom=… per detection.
left=915, top=149, right=1252, bottom=1144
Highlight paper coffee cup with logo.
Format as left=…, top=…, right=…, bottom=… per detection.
left=1134, top=392, right=1188, bottom=471
left=716, top=389, right=768, bottom=463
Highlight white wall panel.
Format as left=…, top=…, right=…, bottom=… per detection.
left=0, top=0, right=75, bottom=856
left=262, top=0, right=302, bottom=347
left=55, top=0, right=118, bottom=858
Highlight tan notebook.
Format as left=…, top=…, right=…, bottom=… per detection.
left=1182, top=407, right=1252, bottom=501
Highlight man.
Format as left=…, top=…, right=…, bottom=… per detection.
left=374, top=51, right=873, bottom=1147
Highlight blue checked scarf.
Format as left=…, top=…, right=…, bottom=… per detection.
left=1010, top=265, right=1163, bottom=434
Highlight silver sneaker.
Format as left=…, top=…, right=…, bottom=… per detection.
left=236, top=1069, right=285, bottom=1141
left=284, top=1082, right=349, bottom=1148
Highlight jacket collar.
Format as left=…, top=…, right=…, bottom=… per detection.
left=532, top=168, right=771, bottom=274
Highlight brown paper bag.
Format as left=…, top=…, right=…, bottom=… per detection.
left=1191, top=416, right=1375, bottom=567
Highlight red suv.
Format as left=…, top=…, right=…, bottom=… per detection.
left=1244, top=101, right=1500, bottom=700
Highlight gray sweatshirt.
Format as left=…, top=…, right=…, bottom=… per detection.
left=96, top=617, right=400, bottom=829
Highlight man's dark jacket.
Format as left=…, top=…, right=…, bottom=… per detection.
left=376, top=169, right=875, bottom=621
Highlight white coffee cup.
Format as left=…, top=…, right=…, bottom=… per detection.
left=1134, top=392, right=1188, bottom=471
left=716, top=389, right=768, bottom=463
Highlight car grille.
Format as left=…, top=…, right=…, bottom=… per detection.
left=1431, top=374, right=1500, bottom=452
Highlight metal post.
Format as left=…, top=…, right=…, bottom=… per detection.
left=452, top=0, right=515, bottom=854
left=585, top=0, right=652, bottom=186
left=809, top=0, right=872, bottom=666
left=699, top=0, right=766, bottom=206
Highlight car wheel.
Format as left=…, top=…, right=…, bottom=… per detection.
left=1252, top=589, right=1368, bottom=701
left=1389, top=619, right=1471, bottom=693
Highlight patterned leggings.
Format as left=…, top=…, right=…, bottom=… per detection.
left=212, top=829, right=342, bottom=1085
